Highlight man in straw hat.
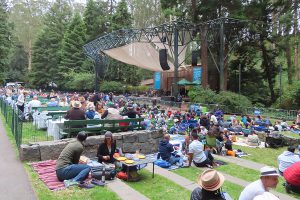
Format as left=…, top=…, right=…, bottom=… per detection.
left=239, top=166, right=279, bottom=200
left=65, top=101, right=86, bottom=121
left=190, top=169, right=232, bottom=200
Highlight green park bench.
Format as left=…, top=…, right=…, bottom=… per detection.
left=60, top=118, right=145, bottom=138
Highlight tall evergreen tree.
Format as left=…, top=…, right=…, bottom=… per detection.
left=0, top=0, right=12, bottom=83
left=110, top=0, right=132, bottom=31
left=30, top=0, right=72, bottom=88
left=59, top=12, right=87, bottom=77
left=84, top=0, right=109, bottom=42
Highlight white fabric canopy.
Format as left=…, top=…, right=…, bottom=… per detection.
left=102, top=40, right=188, bottom=72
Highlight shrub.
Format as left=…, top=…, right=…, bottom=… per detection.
left=273, top=81, right=300, bottom=110
left=188, top=87, right=252, bottom=113
left=100, top=81, right=124, bottom=93
left=65, top=72, right=94, bottom=91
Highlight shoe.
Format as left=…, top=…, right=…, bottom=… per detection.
left=78, top=181, right=95, bottom=189
left=91, top=179, right=105, bottom=186
left=64, top=180, right=78, bottom=188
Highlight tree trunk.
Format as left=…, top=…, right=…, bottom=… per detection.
left=286, top=39, right=293, bottom=84
left=28, top=39, right=32, bottom=71
left=261, top=39, right=276, bottom=102
left=201, top=25, right=208, bottom=88
left=224, top=43, right=229, bottom=90
left=294, top=0, right=299, bottom=80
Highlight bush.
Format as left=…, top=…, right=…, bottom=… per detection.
left=188, top=87, right=252, bottom=113
left=100, top=81, right=124, bottom=93
left=64, top=72, right=94, bottom=91
left=188, top=87, right=218, bottom=104
left=273, top=81, right=300, bottom=110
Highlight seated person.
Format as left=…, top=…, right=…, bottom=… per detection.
left=85, top=104, right=99, bottom=119
left=278, top=146, right=300, bottom=175
left=182, top=135, right=190, bottom=155
left=191, top=169, right=231, bottom=200
left=47, top=98, right=58, bottom=107
left=65, top=101, right=86, bottom=120
left=97, top=131, right=116, bottom=163
left=188, top=131, right=214, bottom=168
left=280, top=120, right=288, bottom=130
left=246, top=132, right=260, bottom=146
left=56, top=132, right=93, bottom=188
left=168, top=118, right=180, bottom=134
left=239, top=166, right=279, bottom=200
left=101, top=102, right=121, bottom=120
left=283, top=162, right=300, bottom=194
left=27, top=96, right=41, bottom=112
left=158, top=134, right=181, bottom=165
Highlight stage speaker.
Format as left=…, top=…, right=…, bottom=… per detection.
left=192, top=51, right=198, bottom=66
left=159, top=49, right=170, bottom=70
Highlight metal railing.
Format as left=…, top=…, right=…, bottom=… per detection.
left=0, top=98, right=23, bottom=147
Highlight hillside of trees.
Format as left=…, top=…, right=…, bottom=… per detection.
left=0, top=0, right=300, bottom=109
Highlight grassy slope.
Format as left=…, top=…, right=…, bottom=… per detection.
left=126, top=170, right=191, bottom=200
left=174, top=167, right=243, bottom=200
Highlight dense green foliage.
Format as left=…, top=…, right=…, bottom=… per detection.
left=30, top=0, right=72, bottom=87
left=100, top=81, right=124, bottom=93
left=59, top=12, right=88, bottom=87
left=0, top=0, right=12, bottom=83
left=274, top=81, right=300, bottom=110
left=188, top=86, right=252, bottom=110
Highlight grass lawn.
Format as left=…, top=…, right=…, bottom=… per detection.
left=281, top=131, right=300, bottom=138
left=22, top=122, right=52, bottom=144
left=233, top=145, right=285, bottom=167
left=126, top=170, right=191, bottom=200
left=216, top=162, right=300, bottom=199
left=24, top=164, right=120, bottom=200
left=174, top=167, right=244, bottom=200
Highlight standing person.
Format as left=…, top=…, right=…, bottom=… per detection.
left=16, top=90, right=28, bottom=113
left=97, top=131, right=117, bottom=163
left=190, top=169, right=231, bottom=200
left=239, top=166, right=279, bottom=200
left=56, top=132, right=94, bottom=188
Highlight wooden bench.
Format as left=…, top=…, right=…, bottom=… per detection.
left=60, top=118, right=145, bottom=138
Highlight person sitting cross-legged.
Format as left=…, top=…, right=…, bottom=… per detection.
left=188, top=131, right=215, bottom=168
left=56, top=131, right=94, bottom=189
left=158, top=134, right=182, bottom=165
left=278, top=146, right=300, bottom=175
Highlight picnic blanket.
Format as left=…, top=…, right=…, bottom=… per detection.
left=30, top=160, right=65, bottom=191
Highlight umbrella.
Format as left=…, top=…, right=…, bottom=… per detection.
left=177, top=79, right=193, bottom=86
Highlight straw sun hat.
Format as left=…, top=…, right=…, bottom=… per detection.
left=198, top=169, right=225, bottom=191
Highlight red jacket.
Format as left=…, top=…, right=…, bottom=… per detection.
left=284, top=161, right=300, bottom=186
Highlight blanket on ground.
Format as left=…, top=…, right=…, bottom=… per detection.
left=30, top=160, right=65, bottom=191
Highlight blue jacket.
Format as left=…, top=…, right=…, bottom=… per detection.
left=158, top=139, right=174, bottom=161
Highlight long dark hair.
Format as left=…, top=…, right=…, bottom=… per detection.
left=202, top=188, right=224, bottom=200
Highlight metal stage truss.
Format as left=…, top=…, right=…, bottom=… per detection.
left=83, top=17, right=248, bottom=94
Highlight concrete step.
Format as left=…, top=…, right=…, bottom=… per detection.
left=107, top=179, right=150, bottom=200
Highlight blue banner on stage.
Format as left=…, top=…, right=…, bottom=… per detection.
left=154, top=72, right=161, bottom=90
left=193, top=66, right=202, bottom=82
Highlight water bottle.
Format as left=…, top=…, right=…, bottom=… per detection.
left=101, top=167, right=105, bottom=183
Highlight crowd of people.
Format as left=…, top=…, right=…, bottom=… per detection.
left=1, top=86, right=300, bottom=198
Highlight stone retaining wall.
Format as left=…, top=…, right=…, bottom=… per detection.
left=20, top=129, right=164, bottom=161
left=257, top=132, right=300, bottom=146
